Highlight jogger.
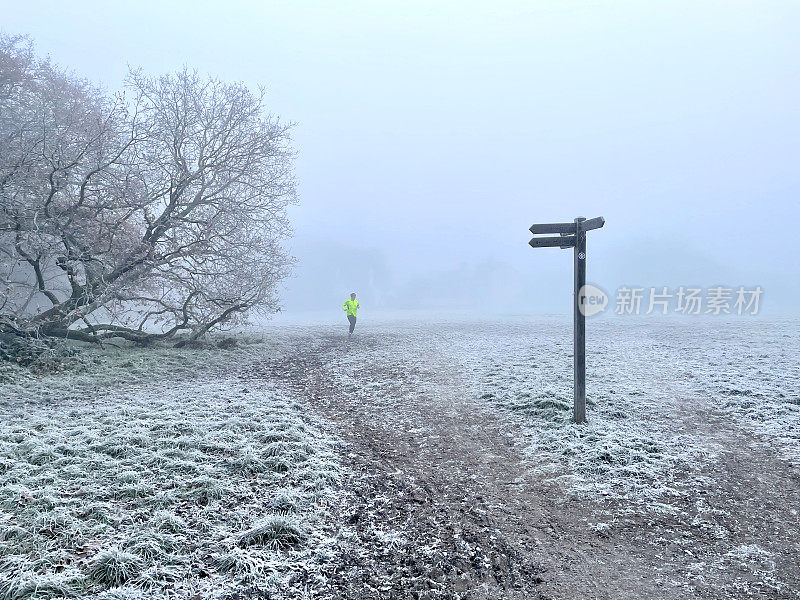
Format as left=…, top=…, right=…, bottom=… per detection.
left=343, top=293, right=360, bottom=336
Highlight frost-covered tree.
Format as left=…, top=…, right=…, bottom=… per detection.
left=0, top=37, right=296, bottom=344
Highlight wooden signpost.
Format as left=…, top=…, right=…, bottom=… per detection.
left=528, top=216, right=605, bottom=423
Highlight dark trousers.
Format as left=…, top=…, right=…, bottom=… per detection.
left=347, top=314, right=357, bottom=334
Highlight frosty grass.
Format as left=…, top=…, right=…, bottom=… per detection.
left=1, top=317, right=797, bottom=598
left=0, top=339, right=342, bottom=600
left=327, top=316, right=799, bottom=509
left=458, top=317, right=800, bottom=506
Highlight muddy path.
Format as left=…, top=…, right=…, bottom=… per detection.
left=254, top=329, right=800, bottom=600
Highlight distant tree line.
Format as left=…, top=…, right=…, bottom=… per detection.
left=0, top=36, right=296, bottom=346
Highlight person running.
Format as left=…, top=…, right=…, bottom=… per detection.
left=342, top=292, right=360, bottom=336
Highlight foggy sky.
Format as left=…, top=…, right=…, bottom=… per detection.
left=3, top=1, right=798, bottom=315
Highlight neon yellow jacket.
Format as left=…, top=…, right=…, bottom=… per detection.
left=343, top=299, right=359, bottom=316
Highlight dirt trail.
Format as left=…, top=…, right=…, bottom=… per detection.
left=256, top=332, right=800, bottom=600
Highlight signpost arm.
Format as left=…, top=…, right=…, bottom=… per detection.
left=573, top=217, right=587, bottom=424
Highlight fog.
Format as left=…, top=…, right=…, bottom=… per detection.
left=3, top=0, right=798, bottom=316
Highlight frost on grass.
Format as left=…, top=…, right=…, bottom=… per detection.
left=87, top=549, right=142, bottom=587
left=0, top=340, right=343, bottom=599
left=677, top=319, right=800, bottom=465
left=327, top=317, right=799, bottom=511
left=237, top=516, right=304, bottom=549
left=459, top=318, right=800, bottom=505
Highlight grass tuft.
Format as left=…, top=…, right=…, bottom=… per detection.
left=180, top=475, right=226, bottom=504
left=212, top=548, right=266, bottom=580
left=0, top=571, right=83, bottom=600
left=267, top=491, right=300, bottom=514
left=134, top=563, right=183, bottom=589
left=237, top=516, right=304, bottom=549
left=123, top=530, right=180, bottom=561
left=0, top=525, right=30, bottom=542
left=151, top=512, right=188, bottom=535
left=87, top=549, right=142, bottom=587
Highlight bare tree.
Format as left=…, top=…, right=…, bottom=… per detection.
left=1, top=37, right=296, bottom=345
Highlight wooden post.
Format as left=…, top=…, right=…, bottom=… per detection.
left=528, top=215, right=603, bottom=424
left=573, top=217, right=587, bottom=424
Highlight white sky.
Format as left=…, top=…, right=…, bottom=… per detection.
left=3, top=0, right=798, bottom=314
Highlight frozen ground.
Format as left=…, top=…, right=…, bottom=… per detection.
left=1, top=317, right=799, bottom=599
left=0, top=340, right=344, bottom=600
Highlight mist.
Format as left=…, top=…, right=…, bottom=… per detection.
left=3, top=5, right=800, bottom=597
left=4, top=0, right=798, bottom=315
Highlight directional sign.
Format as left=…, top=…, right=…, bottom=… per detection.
left=527, top=216, right=605, bottom=424
left=582, top=216, right=605, bottom=232
left=529, top=222, right=577, bottom=235
left=528, top=235, right=575, bottom=248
